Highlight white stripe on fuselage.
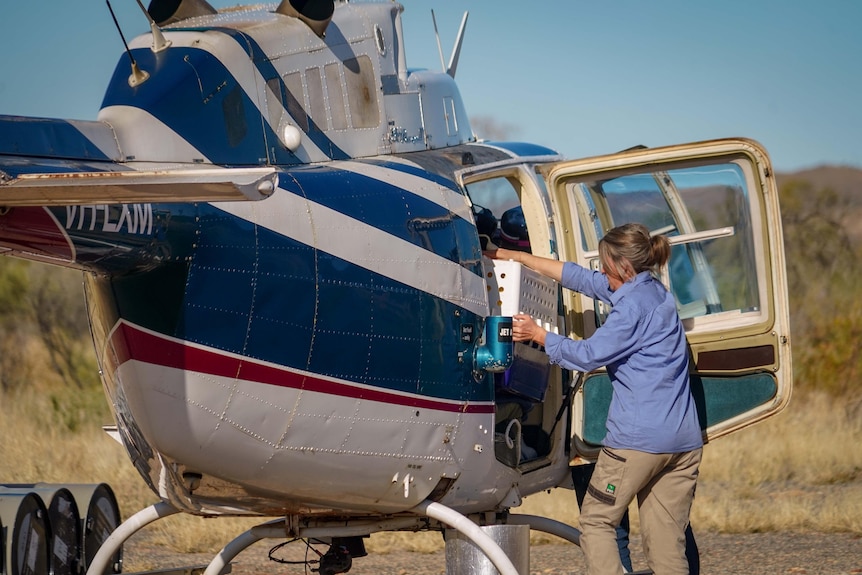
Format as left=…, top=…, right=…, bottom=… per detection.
left=98, top=105, right=211, bottom=164
left=216, top=179, right=489, bottom=317
left=336, top=161, right=473, bottom=221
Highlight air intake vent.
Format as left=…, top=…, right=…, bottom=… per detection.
left=276, top=0, right=335, bottom=38
left=147, top=0, right=218, bottom=27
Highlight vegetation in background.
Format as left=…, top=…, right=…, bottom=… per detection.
left=1, top=170, right=861, bottom=565
left=0, top=260, right=107, bottom=430
left=779, top=178, right=862, bottom=407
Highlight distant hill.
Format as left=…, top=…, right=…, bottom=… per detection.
left=776, top=165, right=862, bottom=246
left=777, top=165, right=862, bottom=199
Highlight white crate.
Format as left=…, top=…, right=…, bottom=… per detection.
left=483, top=257, right=559, bottom=333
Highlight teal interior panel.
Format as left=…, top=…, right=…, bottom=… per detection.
left=581, top=372, right=778, bottom=446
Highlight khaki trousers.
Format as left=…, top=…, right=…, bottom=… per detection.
left=579, top=447, right=702, bottom=575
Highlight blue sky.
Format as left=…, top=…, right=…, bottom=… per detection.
left=0, top=1, right=859, bottom=172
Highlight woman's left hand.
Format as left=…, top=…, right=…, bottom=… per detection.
left=512, top=313, right=547, bottom=346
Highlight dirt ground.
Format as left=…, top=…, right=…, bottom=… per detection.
left=120, top=530, right=862, bottom=575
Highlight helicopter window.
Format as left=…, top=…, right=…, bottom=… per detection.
left=325, top=63, right=348, bottom=130
left=343, top=56, right=380, bottom=129
left=222, top=86, right=248, bottom=147
left=265, top=78, right=285, bottom=131
left=465, top=177, right=520, bottom=223
left=576, top=162, right=762, bottom=325
left=282, top=72, right=309, bottom=132
left=465, top=176, right=528, bottom=250
left=306, top=67, right=326, bottom=131
left=572, top=184, right=603, bottom=252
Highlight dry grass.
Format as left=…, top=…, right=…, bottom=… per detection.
left=2, top=384, right=861, bottom=559
left=691, top=391, right=862, bottom=534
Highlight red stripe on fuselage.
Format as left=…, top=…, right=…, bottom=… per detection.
left=0, top=207, right=74, bottom=260
left=109, top=321, right=493, bottom=414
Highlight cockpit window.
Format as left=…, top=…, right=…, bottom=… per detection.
left=465, top=176, right=529, bottom=251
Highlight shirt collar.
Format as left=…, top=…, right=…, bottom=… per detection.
left=609, top=270, right=653, bottom=305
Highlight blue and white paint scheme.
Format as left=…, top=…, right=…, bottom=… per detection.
left=0, top=0, right=567, bottom=518
left=0, top=0, right=793, bottom=571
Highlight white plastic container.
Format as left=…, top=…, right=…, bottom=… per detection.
left=483, top=257, right=559, bottom=333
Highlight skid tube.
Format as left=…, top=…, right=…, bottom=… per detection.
left=202, top=500, right=523, bottom=575
left=87, top=499, right=652, bottom=575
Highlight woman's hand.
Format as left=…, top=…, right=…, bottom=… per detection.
left=483, top=247, right=521, bottom=262
left=512, top=313, right=547, bottom=346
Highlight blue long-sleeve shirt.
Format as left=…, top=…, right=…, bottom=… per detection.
left=544, top=262, right=703, bottom=453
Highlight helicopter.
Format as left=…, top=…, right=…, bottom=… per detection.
left=0, top=1, right=791, bottom=573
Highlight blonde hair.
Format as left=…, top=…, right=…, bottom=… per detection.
left=598, top=223, right=670, bottom=280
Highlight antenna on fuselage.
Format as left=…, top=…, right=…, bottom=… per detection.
left=431, top=10, right=469, bottom=79
left=105, top=0, right=149, bottom=87
left=134, top=0, right=172, bottom=53
left=447, top=12, right=469, bottom=78
left=431, top=10, right=446, bottom=73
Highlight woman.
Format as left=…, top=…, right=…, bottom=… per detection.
left=486, top=222, right=702, bottom=575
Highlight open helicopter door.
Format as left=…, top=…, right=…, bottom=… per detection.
left=537, top=138, right=792, bottom=459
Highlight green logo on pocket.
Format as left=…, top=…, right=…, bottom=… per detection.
left=606, top=483, right=616, bottom=494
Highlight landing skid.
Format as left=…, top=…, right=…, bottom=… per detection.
left=86, top=501, right=597, bottom=575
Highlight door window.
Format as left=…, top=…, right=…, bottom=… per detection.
left=570, top=161, right=764, bottom=330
